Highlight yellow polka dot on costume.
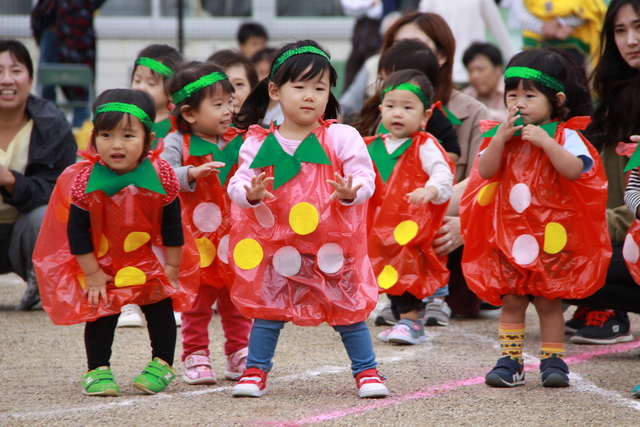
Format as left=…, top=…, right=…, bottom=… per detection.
left=77, top=274, right=86, bottom=289
left=114, top=266, right=146, bottom=287
left=233, top=239, right=263, bottom=270
left=477, top=182, right=499, bottom=206
left=196, top=237, right=217, bottom=268
left=124, top=232, right=151, bottom=252
left=289, top=202, right=319, bottom=235
left=377, top=265, right=398, bottom=289
left=54, top=198, right=70, bottom=223
left=543, top=222, right=567, bottom=254
left=97, top=234, right=109, bottom=258
left=393, top=221, right=419, bottom=245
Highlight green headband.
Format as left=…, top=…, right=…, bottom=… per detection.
left=93, top=102, right=153, bottom=130
left=135, top=57, right=174, bottom=77
left=504, top=66, right=565, bottom=93
left=172, top=72, right=228, bottom=104
left=270, top=46, right=331, bottom=79
left=381, top=83, right=430, bottom=108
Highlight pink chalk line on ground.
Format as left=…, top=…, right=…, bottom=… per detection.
left=265, top=340, right=640, bottom=426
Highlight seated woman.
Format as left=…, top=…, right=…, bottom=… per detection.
left=0, top=39, right=76, bottom=310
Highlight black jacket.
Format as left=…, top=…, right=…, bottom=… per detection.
left=0, top=95, right=77, bottom=213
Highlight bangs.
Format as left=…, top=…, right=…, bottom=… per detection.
left=504, top=77, right=543, bottom=93
left=93, top=111, right=136, bottom=132
left=276, top=54, right=337, bottom=87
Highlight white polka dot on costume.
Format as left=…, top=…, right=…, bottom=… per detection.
left=289, top=202, right=319, bottom=235
left=509, top=183, right=531, bottom=214
left=512, top=234, right=539, bottom=266
left=196, top=237, right=216, bottom=268
left=318, top=243, right=344, bottom=274
left=377, top=265, right=398, bottom=289
left=124, top=232, right=151, bottom=252
left=477, top=182, right=499, bottom=206
left=393, top=221, right=419, bottom=246
left=192, top=202, right=222, bottom=233
left=543, top=222, right=567, bottom=254
left=254, top=204, right=275, bottom=228
left=272, top=246, right=302, bottom=277
left=623, top=233, right=639, bottom=264
left=114, top=266, right=147, bottom=287
left=218, top=235, right=230, bottom=264
left=233, top=238, right=263, bottom=270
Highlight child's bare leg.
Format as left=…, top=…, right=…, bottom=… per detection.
left=500, top=294, right=529, bottom=324
left=532, top=296, right=564, bottom=344
left=399, top=309, right=419, bottom=321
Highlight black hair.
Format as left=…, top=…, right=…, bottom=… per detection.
left=168, top=61, right=235, bottom=133
left=237, top=22, right=269, bottom=44
left=354, top=40, right=439, bottom=136
left=207, top=49, right=259, bottom=89
left=588, top=0, right=640, bottom=149
left=0, top=39, right=34, bottom=79
left=380, top=69, right=434, bottom=107
left=132, top=44, right=183, bottom=96
left=250, top=47, right=276, bottom=65
left=233, top=39, right=340, bottom=130
left=504, top=49, right=592, bottom=121
left=91, top=88, right=156, bottom=156
left=462, top=42, right=504, bottom=68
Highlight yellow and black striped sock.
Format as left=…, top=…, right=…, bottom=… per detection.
left=540, top=342, right=564, bottom=360
left=499, top=322, right=525, bottom=363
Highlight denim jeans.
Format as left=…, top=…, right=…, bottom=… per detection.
left=246, top=319, right=377, bottom=375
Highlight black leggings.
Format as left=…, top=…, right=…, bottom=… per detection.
left=564, top=242, right=640, bottom=314
left=389, top=292, right=424, bottom=318
left=84, top=298, right=176, bottom=370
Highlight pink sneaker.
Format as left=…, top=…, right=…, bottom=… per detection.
left=225, top=347, right=248, bottom=380
left=355, top=369, right=388, bottom=398
left=377, top=328, right=392, bottom=342
left=232, top=367, right=268, bottom=397
left=182, top=350, right=217, bottom=385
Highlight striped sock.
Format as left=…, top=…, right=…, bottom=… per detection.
left=540, top=342, right=564, bottom=360
left=499, top=322, right=525, bottom=363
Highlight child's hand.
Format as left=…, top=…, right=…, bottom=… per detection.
left=244, top=172, right=275, bottom=205
left=165, top=265, right=180, bottom=290
left=495, top=107, right=523, bottom=143
left=407, top=186, right=438, bottom=205
left=83, top=269, right=112, bottom=306
left=555, top=24, right=573, bottom=40
left=327, top=173, right=362, bottom=202
left=188, top=161, right=225, bottom=181
left=521, top=124, right=554, bottom=148
left=630, top=135, right=640, bottom=143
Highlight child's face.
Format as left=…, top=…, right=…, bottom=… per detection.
left=226, top=63, right=251, bottom=113
left=240, top=36, right=267, bottom=60
left=131, top=65, right=170, bottom=119
left=255, top=59, right=270, bottom=82
left=269, top=67, right=330, bottom=134
left=505, top=80, right=553, bottom=126
left=183, top=86, right=233, bottom=140
left=95, top=116, right=149, bottom=175
left=379, top=89, right=430, bottom=140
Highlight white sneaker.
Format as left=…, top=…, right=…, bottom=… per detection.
left=117, top=304, right=144, bottom=328
left=423, top=299, right=451, bottom=326
left=174, top=311, right=182, bottom=327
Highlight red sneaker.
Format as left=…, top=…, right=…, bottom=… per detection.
left=232, top=367, right=268, bottom=397
left=355, top=369, right=388, bottom=398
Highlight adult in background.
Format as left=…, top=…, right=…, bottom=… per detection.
left=563, top=0, right=640, bottom=345
left=0, top=40, right=76, bottom=310
left=462, top=42, right=509, bottom=122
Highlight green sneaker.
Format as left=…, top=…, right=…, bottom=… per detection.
left=82, top=366, right=120, bottom=396
left=133, top=358, right=175, bottom=394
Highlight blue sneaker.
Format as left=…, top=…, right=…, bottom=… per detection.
left=540, top=357, right=570, bottom=387
left=485, top=356, right=525, bottom=387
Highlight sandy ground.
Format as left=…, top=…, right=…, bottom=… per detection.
left=2, top=272, right=640, bottom=427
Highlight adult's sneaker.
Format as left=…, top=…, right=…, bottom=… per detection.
left=477, top=302, right=502, bottom=319
left=423, top=299, right=452, bottom=326
left=564, top=306, right=590, bottom=335
left=540, top=357, right=570, bottom=387
left=355, top=369, right=388, bottom=398
left=387, top=319, right=425, bottom=345
left=232, top=367, right=268, bottom=397
left=570, top=310, right=633, bottom=344
left=117, top=304, right=144, bottom=328
left=485, top=356, right=525, bottom=387
left=374, top=303, right=398, bottom=326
